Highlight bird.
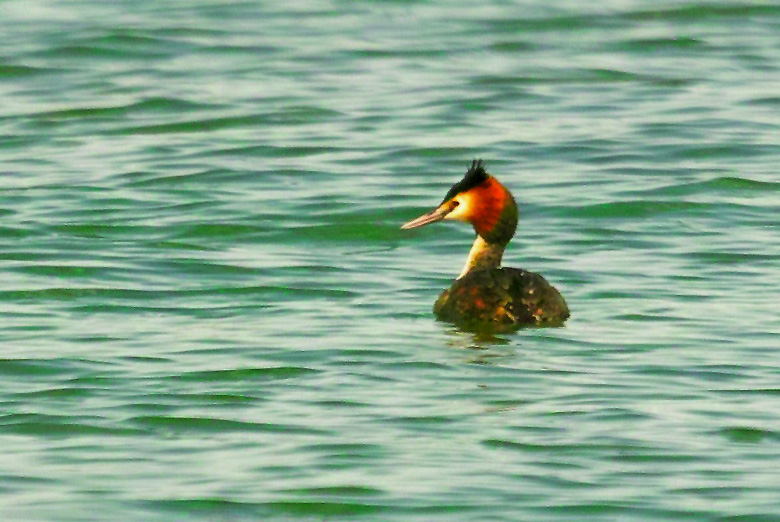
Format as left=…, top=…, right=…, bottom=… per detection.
left=402, top=159, right=569, bottom=332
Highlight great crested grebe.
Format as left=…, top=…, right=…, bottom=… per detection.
left=402, top=160, right=569, bottom=331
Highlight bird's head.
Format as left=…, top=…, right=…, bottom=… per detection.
left=402, top=160, right=518, bottom=245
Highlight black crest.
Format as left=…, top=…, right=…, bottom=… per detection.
left=442, top=159, right=489, bottom=203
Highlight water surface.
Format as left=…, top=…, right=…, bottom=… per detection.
left=1, top=1, right=779, bottom=521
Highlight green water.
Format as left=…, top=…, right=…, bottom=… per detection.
left=2, top=1, right=779, bottom=520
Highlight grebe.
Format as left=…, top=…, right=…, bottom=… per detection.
left=402, top=160, right=569, bottom=331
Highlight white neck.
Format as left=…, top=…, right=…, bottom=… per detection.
left=457, top=236, right=506, bottom=279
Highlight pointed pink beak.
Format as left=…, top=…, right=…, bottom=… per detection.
left=401, top=201, right=458, bottom=230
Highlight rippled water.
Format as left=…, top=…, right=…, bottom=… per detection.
left=1, top=1, right=779, bottom=521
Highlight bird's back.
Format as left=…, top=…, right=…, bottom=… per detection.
left=433, top=267, right=569, bottom=331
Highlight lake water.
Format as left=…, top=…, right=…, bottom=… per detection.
left=1, top=1, right=779, bottom=521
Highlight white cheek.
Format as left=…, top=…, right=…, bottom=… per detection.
left=445, top=194, right=474, bottom=222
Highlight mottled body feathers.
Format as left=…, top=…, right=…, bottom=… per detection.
left=434, top=267, right=570, bottom=332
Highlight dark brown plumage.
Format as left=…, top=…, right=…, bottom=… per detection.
left=434, top=267, right=569, bottom=332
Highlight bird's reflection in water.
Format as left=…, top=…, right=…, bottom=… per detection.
left=439, top=325, right=530, bottom=414
left=440, top=324, right=521, bottom=365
